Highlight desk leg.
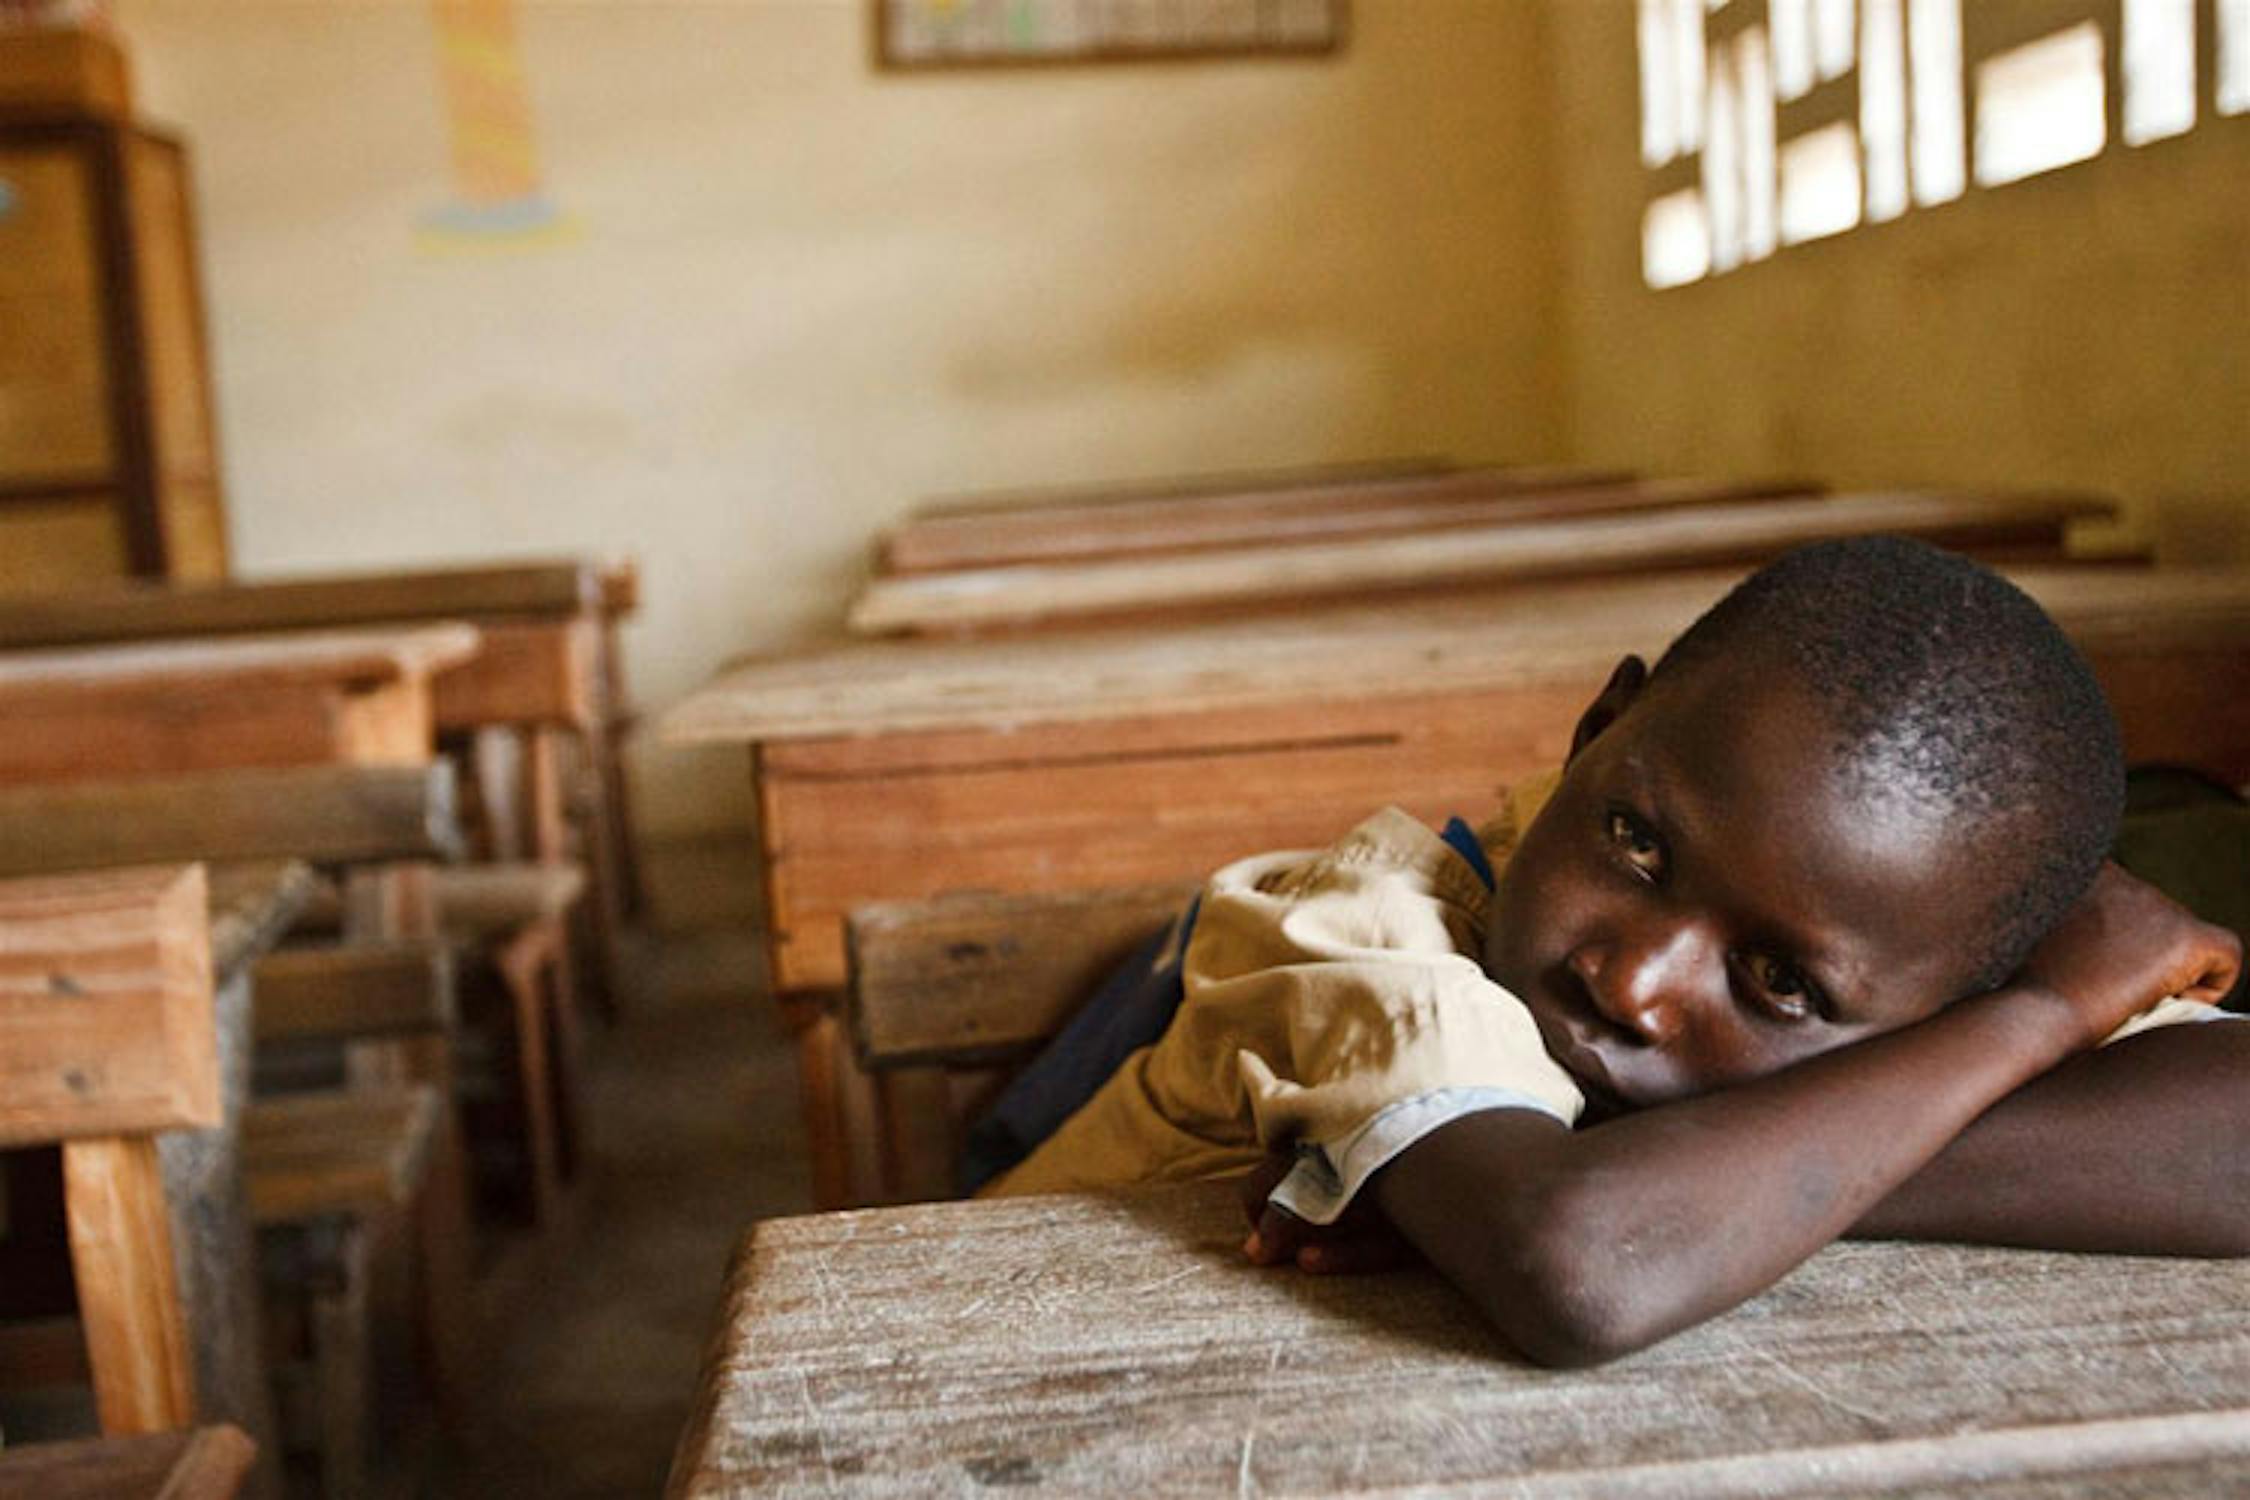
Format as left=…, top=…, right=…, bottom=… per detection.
left=62, top=1135, right=196, bottom=1434
left=158, top=967, right=283, bottom=1499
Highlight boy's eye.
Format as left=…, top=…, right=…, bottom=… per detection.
left=1605, top=809, right=1664, bottom=879
left=1740, top=951, right=1818, bottom=1020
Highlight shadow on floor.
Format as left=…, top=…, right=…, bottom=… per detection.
left=434, top=924, right=811, bottom=1499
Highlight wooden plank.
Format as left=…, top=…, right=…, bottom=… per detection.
left=241, top=1086, right=437, bottom=1225
left=0, top=865, right=215, bottom=1146
left=0, top=761, right=466, bottom=878
left=849, top=491, right=2117, bottom=634
left=0, top=627, right=471, bottom=784
left=762, top=683, right=1595, bottom=991
left=666, top=1184, right=2250, bottom=1497
left=0, top=141, right=114, bottom=485
left=882, top=471, right=1785, bottom=574
left=0, top=624, right=477, bottom=694
left=0, top=1426, right=258, bottom=1500
left=204, top=861, right=319, bottom=989
left=250, top=942, right=456, bottom=1045
left=910, top=458, right=1461, bottom=520
left=62, top=1135, right=197, bottom=1434
left=431, top=618, right=599, bottom=731
left=848, top=882, right=1201, bottom=1068
left=667, top=565, right=2250, bottom=746
left=0, top=563, right=601, bottom=650
left=0, top=28, right=133, bottom=117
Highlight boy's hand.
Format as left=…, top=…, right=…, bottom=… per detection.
left=1235, top=1148, right=1418, bottom=1276
left=2013, top=861, right=2242, bottom=1048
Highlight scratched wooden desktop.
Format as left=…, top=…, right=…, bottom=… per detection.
left=666, top=1183, right=2250, bottom=1497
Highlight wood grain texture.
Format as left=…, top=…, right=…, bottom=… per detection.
left=848, top=882, right=1198, bottom=1067
left=63, top=1135, right=197, bottom=1434
left=761, top=685, right=1587, bottom=991
left=848, top=491, right=2115, bottom=634
left=0, top=562, right=604, bottom=649
left=0, top=761, right=466, bottom=878
left=0, top=864, right=215, bottom=1145
left=666, top=1184, right=2250, bottom=1498
left=0, top=1425, right=257, bottom=1500
left=667, top=564, right=2250, bottom=746
left=880, top=466, right=1711, bottom=573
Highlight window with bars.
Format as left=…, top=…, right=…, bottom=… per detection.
left=1638, top=0, right=2249, bottom=289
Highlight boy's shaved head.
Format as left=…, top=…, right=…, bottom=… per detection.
left=1653, top=536, right=2124, bottom=991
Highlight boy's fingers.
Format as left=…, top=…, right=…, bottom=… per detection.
left=1243, top=1205, right=1308, bottom=1266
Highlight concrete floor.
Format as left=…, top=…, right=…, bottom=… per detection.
left=436, top=849, right=813, bottom=1498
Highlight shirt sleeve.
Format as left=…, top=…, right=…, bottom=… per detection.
left=2103, top=994, right=2246, bottom=1044
left=1172, top=807, right=1583, bottom=1225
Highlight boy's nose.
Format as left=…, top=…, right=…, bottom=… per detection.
left=1568, top=925, right=1714, bottom=1045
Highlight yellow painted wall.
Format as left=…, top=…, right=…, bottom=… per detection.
left=1547, top=2, right=2250, bottom=563
left=113, top=0, right=1566, bottom=837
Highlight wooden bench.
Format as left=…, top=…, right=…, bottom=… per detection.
left=242, top=1087, right=444, bottom=1500
left=0, top=1424, right=256, bottom=1500
left=844, top=883, right=1195, bottom=1202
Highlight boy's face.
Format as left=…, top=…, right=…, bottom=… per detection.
left=1485, top=653, right=2000, bottom=1113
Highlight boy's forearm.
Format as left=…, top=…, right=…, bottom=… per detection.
left=1378, top=986, right=2082, bottom=1366
left=1852, top=1021, right=2250, bottom=1254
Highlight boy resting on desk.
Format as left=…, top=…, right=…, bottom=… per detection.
left=979, top=537, right=2249, bottom=1366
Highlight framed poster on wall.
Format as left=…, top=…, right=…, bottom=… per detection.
left=876, top=0, right=1346, bottom=69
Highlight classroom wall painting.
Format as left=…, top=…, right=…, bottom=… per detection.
left=877, top=0, right=1346, bottom=67
left=418, top=0, right=573, bottom=252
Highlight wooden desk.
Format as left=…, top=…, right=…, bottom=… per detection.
left=0, top=561, right=640, bottom=997
left=0, top=864, right=306, bottom=1457
left=0, top=627, right=476, bottom=785
left=667, top=1184, right=2250, bottom=1497
left=665, top=564, right=2250, bottom=1208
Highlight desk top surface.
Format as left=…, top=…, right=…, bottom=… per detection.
left=0, top=625, right=480, bottom=698
left=664, top=565, right=2250, bottom=746
left=669, top=1184, right=2250, bottom=1498
left=0, top=560, right=620, bottom=650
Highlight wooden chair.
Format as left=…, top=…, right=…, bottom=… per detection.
left=842, top=882, right=1197, bottom=1204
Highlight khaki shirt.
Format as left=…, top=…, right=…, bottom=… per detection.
left=985, top=773, right=2233, bottom=1221
left=988, top=776, right=1577, bottom=1219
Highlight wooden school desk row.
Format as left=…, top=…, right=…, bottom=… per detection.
left=0, top=557, right=642, bottom=1496
left=661, top=463, right=2242, bottom=1210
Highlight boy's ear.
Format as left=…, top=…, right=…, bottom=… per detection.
left=1568, top=655, right=1649, bottom=762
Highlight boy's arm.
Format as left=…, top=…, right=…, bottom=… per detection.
left=1373, top=992, right=2076, bottom=1367
left=1370, top=864, right=2240, bottom=1368
left=1849, top=1019, right=2250, bottom=1253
